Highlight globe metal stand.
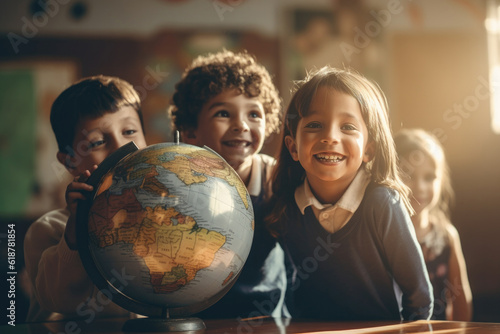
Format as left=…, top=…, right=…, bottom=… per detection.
left=123, top=307, right=205, bottom=332
left=122, top=318, right=205, bottom=332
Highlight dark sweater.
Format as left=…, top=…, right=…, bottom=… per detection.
left=196, top=155, right=287, bottom=319
left=281, top=184, right=433, bottom=320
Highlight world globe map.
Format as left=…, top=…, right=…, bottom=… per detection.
left=77, top=142, right=254, bottom=320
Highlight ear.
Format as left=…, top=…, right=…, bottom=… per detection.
left=57, top=151, right=79, bottom=177
left=285, top=135, right=299, bottom=161
left=363, top=141, right=375, bottom=163
left=181, top=128, right=197, bottom=145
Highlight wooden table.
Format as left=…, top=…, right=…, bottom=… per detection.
left=3, top=317, right=500, bottom=334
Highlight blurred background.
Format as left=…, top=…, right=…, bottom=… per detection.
left=1, top=0, right=499, bottom=323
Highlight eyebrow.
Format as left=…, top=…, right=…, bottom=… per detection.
left=84, top=116, right=141, bottom=134
left=120, top=116, right=142, bottom=123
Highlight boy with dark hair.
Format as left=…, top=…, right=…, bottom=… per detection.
left=170, top=49, right=288, bottom=318
left=24, top=75, right=147, bottom=322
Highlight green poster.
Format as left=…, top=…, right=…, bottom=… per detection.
left=0, top=70, right=36, bottom=216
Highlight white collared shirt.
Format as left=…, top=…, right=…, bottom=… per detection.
left=294, top=168, right=371, bottom=233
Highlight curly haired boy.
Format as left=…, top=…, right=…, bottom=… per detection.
left=170, top=49, right=288, bottom=319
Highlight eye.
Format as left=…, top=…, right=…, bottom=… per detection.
left=124, top=129, right=138, bottom=136
left=304, top=121, right=322, bottom=129
left=214, top=110, right=230, bottom=118
left=341, top=124, right=357, bottom=131
left=88, top=140, right=104, bottom=149
left=424, top=174, right=437, bottom=183
left=249, top=110, right=263, bottom=119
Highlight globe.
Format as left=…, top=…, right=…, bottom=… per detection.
left=76, top=141, right=254, bottom=331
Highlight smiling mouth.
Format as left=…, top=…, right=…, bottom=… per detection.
left=314, top=153, right=345, bottom=163
left=223, top=140, right=250, bottom=148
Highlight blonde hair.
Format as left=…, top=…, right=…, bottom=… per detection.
left=267, top=66, right=412, bottom=236
left=394, top=128, right=454, bottom=229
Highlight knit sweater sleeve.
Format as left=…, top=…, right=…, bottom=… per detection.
left=372, top=187, right=434, bottom=320
left=24, top=209, right=94, bottom=315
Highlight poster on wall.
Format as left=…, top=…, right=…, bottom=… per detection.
left=0, top=62, right=77, bottom=218
left=280, top=4, right=387, bottom=102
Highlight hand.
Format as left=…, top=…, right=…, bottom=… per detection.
left=64, top=165, right=97, bottom=249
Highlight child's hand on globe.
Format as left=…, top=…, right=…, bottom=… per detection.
left=64, top=165, right=97, bottom=250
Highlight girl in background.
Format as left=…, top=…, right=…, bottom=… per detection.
left=394, top=128, right=472, bottom=321
left=266, top=66, right=433, bottom=320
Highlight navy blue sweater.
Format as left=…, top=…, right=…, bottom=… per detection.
left=196, top=156, right=287, bottom=319
left=281, top=184, right=433, bottom=320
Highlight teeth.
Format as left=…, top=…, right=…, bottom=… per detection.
left=315, top=153, right=344, bottom=162
left=225, top=141, right=249, bottom=147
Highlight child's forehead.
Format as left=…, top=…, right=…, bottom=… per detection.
left=311, top=85, right=355, bottom=101
left=207, top=89, right=264, bottom=106
left=304, top=87, right=360, bottom=110
left=77, top=107, right=141, bottom=130
left=216, top=87, right=258, bottom=98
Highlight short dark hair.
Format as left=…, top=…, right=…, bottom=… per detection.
left=50, top=75, right=144, bottom=154
left=170, top=49, right=281, bottom=138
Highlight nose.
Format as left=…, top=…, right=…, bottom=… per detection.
left=232, top=116, right=250, bottom=133
left=320, top=125, right=340, bottom=144
left=109, top=136, right=130, bottom=152
left=414, top=177, right=426, bottom=192
left=408, top=176, right=427, bottom=198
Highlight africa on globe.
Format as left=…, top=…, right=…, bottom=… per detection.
left=76, top=141, right=254, bottom=325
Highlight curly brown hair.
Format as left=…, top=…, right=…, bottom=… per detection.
left=170, top=49, right=281, bottom=138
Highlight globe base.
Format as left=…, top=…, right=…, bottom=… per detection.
left=122, top=317, right=206, bottom=332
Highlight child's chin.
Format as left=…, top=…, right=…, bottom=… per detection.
left=225, top=155, right=251, bottom=168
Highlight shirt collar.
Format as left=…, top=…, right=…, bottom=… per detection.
left=294, top=168, right=370, bottom=215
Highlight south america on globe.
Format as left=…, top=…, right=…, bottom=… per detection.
left=76, top=141, right=255, bottom=327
